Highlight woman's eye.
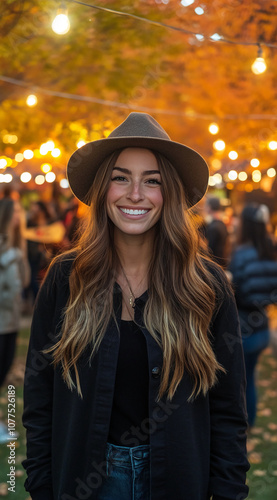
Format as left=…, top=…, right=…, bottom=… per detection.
left=146, top=178, right=161, bottom=185
left=111, top=176, right=127, bottom=182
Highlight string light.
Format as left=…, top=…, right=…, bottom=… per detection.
left=238, top=171, right=247, bottom=181
left=250, top=158, right=260, bottom=167
left=52, top=4, right=70, bottom=35
left=26, top=94, right=38, bottom=106
left=252, top=170, right=261, bottom=182
left=268, top=141, right=277, bottom=150
left=23, top=149, right=34, bottom=160
left=195, top=7, right=204, bottom=15
left=0, top=159, right=7, bottom=169
left=35, top=175, right=45, bottom=185
left=267, top=168, right=276, bottom=177
left=181, top=0, right=195, bottom=6
left=20, top=172, right=32, bottom=183
left=228, top=170, right=238, bottom=180
left=209, top=123, right=219, bottom=135
left=228, top=151, right=238, bottom=160
left=251, top=45, right=267, bottom=75
left=77, top=140, right=86, bottom=148
left=213, top=140, right=225, bottom=151
left=60, top=178, right=69, bottom=188
left=45, top=172, right=56, bottom=183
left=15, top=153, right=24, bottom=162
left=41, top=163, right=52, bottom=173
left=51, top=148, right=61, bottom=157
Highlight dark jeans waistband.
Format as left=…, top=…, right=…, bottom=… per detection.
left=105, top=442, right=150, bottom=467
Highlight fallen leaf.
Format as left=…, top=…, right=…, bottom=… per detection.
left=250, top=427, right=263, bottom=435
left=0, top=483, right=8, bottom=496
left=268, top=423, right=277, bottom=430
left=257, top=379, right=271, bottom=387
left=257, top=408, right=272, bottom=417
left=15, top=469, right=24, bottom=477
left=252, top=469, right=267, bottom=476
left=263, top=432, right=272, bottom=441
left=248, top=452, right=262, bottom=464
left=270, top=435, right=277, bottom=442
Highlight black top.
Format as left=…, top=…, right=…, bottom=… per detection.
left=108, top=320, right=149, bottom=446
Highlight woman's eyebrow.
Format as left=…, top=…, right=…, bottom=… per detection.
left=113, top=166, right=161, bottom=175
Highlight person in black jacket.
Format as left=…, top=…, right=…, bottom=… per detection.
left=229, top=203, right=277, bottom=428
left=22, top=113, right=249, bottom=500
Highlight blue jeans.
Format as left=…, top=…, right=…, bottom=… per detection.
left=242, top=330, right=270, bottom=427
left=97, top=442, right=150, bottom=500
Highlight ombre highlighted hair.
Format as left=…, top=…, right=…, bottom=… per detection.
left=45, top=149, right=228, bottom=401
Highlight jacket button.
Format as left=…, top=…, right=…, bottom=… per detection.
left=151, top=366, right=161, bottom=379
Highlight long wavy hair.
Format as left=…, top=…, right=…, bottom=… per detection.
left=46, top=149, right=227, bottom=401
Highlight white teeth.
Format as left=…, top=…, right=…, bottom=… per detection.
left=120, top=208, right=148, bottom=215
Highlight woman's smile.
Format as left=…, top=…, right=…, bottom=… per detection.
left=106, top=148, right=163, bottom=236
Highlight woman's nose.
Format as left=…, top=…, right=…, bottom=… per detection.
left=126, top=182, right=144, bottom=202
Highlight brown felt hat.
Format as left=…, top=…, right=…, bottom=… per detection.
left=67, top=112, right=209, bottom=207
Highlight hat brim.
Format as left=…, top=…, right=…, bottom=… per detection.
left=67, top=136, right=209, bottom=207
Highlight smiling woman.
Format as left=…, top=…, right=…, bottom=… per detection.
left=22, top=112, right=249, bottom=500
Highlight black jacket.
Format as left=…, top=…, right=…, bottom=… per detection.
left=22, top=256, right=249, bottom=500
left=229, top=244, right=277, bottom=335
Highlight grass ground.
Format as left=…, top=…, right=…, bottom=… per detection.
left=0, top=319, right=277, bottom=499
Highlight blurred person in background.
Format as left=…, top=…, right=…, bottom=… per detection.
left=0, top=198, right=30, bottom=442
left=203, top=196, right=230, bottom=267
left=24, top=200, right=53, bottom=303
left=229, top=203, right=277, bottom=428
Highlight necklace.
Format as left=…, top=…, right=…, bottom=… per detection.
left=119, top=263, right=147, bottom=309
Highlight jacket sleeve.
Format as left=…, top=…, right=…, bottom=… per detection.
left=22, top=262, right=61, bottom=499
left=208, top=278, right=250, bottom=500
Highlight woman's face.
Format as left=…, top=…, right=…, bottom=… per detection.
left=106, top=148, right=163, bottom=237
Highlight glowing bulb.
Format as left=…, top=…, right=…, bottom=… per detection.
left=214, top=173, right=222, bottom=184
left=228, top=170, right=238, bottom=180
left=251, top=45, right=267, bottom=74
left=267, top=168, right=276, bottom=178
left=4, top=174, right=13, bottom=183
left=60, top=178, right=69, bottom=188
left=181, top=0, right=195, bottom=6
left=268, top=141, right=277, bottom=151
left=250, top=158, right=260, bottom=168
left=9, top=135, right=18, bottom=144
left=213, top=140, right=225, bottom=151
left=45, top=140, right=55, bottom=151
left=15, top=153, right=24, bottom=162
left=0, top=159, right=7, bottom=169
left=77, top=140, right=86, bottom=148
left=41, top=163, right=52, bottom=173
left=209, top=123, right=219, bottom=135
left=228, top=151, right=238, bottom=160
left=26, top=94, right=37, bottom=106
left=252, top=170, right=261, bottom=182
left=52, top=6, right=70, bottom=35
left=195, top=6, right=204, bottom=15
left=211, top=33, right=221, bottom=41
left=211, top=158, right=222, bottom=170
left=40, top=143, right=49, bottom=155
left=45, top=172, right=56, bottom=183
left=23, top=149, right=34, bottom=160
left=238, top=171, right=247, bottom=181
left=208, top=176, right=216, bottom=186
left=51, top=148, right=61, bottom=158
left=35, top=175, right=45, bottom=185
left=20, top=172, right=32, bottom=183
left=195, top=34, right=204, bottom=41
